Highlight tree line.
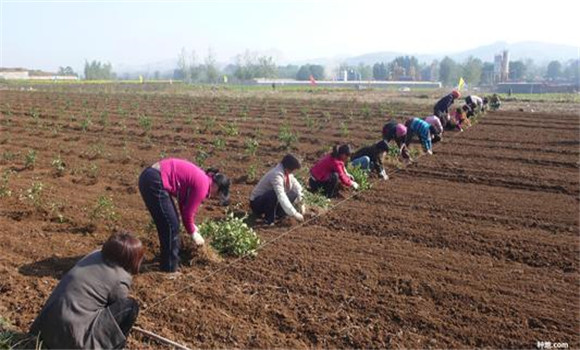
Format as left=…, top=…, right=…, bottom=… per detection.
left=79, top=49, right=579, bottom=86
left=172, top=49, right=580, bottom=86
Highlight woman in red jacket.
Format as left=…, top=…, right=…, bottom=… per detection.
left=309, top=144, right=359, bottom=198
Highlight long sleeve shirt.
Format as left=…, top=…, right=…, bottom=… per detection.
left=310, top=154, right=352, bottom=186
left=250, top=163, right=303, bottom=217
left=351, top=145, right=385, bottom=175
left=159, top=158, right=212, bottom=234
left=406, top=117, right=432, bottom=151
left=382, top=120, right=405, bottom=147
left=466, top=95, right=483, bottom=108
left=30, top=251, right=132, bottom=349
left=433, top=93, right=455, bottom=115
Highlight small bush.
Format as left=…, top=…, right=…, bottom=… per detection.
left=222, top=123, right=239, bottom=136
left=213, top=137, right=226, bottom=150
left=51, top=156, right=66, bottom=177
left=340, top=121, right=349, bottom=138
left=21, top=181, right=44, bottom=209
left=89, top=195, right=118, bottom=227
left=0, top=170, right=13, bottom=198
left=347, top=164, right=371, bottom=190
left=138, top=114, right=152, bottom=133
left=199, top=213, right=261, bottom=257
left=24, top=150, right=37, bottom=169
left=244, top=138, right=259, bottom=156
left=278, top=123, right=298, bottom=149
left=302, top=189, right=331, bottom=209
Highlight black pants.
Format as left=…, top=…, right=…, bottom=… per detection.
left=309, top=172, right=339, bottom=198
left=108, top=297, right=139, bottom=349
left=138, top=167, right=180, bottom=272
left=250, top=189, right=298, bottom=224
left=435, top=110, right=448, bottom=128
left=429, top=125, right=442, bottom=143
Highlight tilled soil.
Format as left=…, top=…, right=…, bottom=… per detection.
left=0, top=90, right=578, bottom=349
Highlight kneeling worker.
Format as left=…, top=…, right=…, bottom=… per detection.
left=250, top=154, right=305, bottom=225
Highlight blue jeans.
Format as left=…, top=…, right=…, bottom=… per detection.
left=351, top=156, right=370, bottom=170
left=138, top=167, right=180, bottom=272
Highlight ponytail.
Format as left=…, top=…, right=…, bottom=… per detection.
left=206, top=168, right=230, bottom=206
left=331, top=144, right=352, bottom=158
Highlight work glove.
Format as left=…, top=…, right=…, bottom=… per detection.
left=294, top=212, right=304, bottom=222
left=298, top=203, right=306, bottom=215
left=190, top=225, right=205, bottom=246
left=351, top=181, right=360, bottom=190
left=379, top=169, right=388, bottom=180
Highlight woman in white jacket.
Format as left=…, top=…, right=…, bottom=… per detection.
left=250, top=154, right=305, bottom=225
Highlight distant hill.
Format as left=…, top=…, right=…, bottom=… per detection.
left=115, top=41, right=579, bottom=75
left=342, top=41, right=579, bottom=66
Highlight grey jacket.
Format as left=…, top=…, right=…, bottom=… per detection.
left=30, top=250, right=132, bottom=349
left=249, top=163, right=303, bottom=217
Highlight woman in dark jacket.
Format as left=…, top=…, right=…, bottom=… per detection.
left=382, top=120, right=410, bottom=160
left=351, top=140, right=389, bottom=180
left=30, top=232, right=144, bottom=349
left=433, top=90, right=460, bottom=127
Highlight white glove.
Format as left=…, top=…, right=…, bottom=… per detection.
left=379, top=169, right=388, bottom=180
left=348, top=174, right=355, bottom=181
left=427, top=149, right=433, bottom=155
left=298, top=203, right=306, bottom=215
left=294, top=212, right=304, bottom=222
left=191, top=228, right=205, bottom=246
left=351, top=181, right=359, bottom=190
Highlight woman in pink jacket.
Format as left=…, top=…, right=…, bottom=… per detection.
left=138, top=158, right=230, bottom=272
left=309, top=144, right=359, bottom=198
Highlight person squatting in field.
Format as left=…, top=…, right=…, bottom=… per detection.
left=309, top=144, right=359, bottom=198
left=350, top=140, right=390, bottom=180
left=405, top=117, right=434, bottom=155
left=452, top=107, right=471, bottom=131
left=488, top=93, right=501, bottom=110
left=464, top=95, right=487, bottom=115
left=423, top=115, right=444, bottom=143
left=30, top=232, right=144, bottom=350
left=382, top=120, right=410, bottom=161
left=433, top=90, right=461, bottom=127
left=138, top=158, right=230, bottom=272
left=250, top=154, right=305, bottom=225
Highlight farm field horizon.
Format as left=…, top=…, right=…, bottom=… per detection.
left=0, top=86, right=578, bottom=349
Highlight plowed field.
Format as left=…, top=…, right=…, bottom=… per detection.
left=0, top=89, right=578, bottom=349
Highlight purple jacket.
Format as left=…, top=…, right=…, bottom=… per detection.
left=159, top=158, right=212, bottom=234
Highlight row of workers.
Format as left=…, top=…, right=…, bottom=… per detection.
left=28, top=90, right=488, bottom=348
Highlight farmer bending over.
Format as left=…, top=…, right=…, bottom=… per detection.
left=139, top=158, right=230, bottom=272
left=465, top=95, right=486, bottom=114
left=433, top=90, right=461, bottom=127
left=405, top=117, right=434, bottom=155
left=424, top=115, right=443, bottom=143
left=382, top=120, right=410, bottom=161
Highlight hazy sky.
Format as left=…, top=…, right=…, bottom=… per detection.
left=1, top=0, right=579, bottom=71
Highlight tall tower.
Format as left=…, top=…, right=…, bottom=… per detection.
left=494, top=54, right=503, bottom=83
left=501, top=50, right=510, bottom=82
